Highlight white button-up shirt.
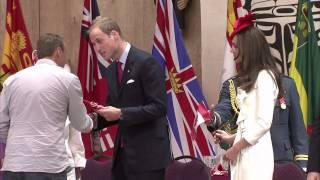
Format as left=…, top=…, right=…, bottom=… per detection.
left=0, top=58, right=92, bottom=173
left=117, top=42, right=130, bottom=70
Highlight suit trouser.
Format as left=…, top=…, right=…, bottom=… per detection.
left=112, top=147, right=165, bottom=180
left=3, top=170, right=67, bottom=180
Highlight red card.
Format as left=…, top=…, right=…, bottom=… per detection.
left=83, top=99, right=103, bottom=110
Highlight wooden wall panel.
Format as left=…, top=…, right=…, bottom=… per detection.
left=0, top=0, right=200, bottom=75
left=99, top=0, right=201, bottom=81
left=20, top=0, right=39, bottom=49
left=99, top=0, right=156, bottom=52
left=183, top=0, right=202, bottom=83
left=0, top=1, right=6, bottom=62
left=201, top=0, right=227, bottom=104
left=39, top=0, right=82, bottom=73
left=0, top=0, right=204, bottom=98
left=2, top=0, right=276, bottom=112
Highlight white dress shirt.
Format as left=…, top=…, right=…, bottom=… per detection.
left=0, top=58, right=92, bottom=173
left=114, top=42, right=130, bottom=70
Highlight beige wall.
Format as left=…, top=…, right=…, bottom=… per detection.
left=0, top=0, right=225, bottom=105
left=200, top=0, right=227, bottom=104
left=0, top=1, right=5, bottom=53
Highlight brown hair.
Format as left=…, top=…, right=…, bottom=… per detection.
left=36, top=33, right=64, bottom=59
left=88, top=17, right=122, bottom=37
left=235, top=26, right=283, bottom=97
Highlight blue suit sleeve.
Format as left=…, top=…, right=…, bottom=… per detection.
left=308, top=120, right=320, bottom=172
left=288, top=79, right=308, bottom=169
left=206, top=79, right=237, bottom=132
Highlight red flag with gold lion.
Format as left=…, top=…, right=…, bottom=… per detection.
left=0, top=0, right=34, bottom=86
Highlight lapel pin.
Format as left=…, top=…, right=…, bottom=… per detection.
left=279, top=97, right=286, bottom=110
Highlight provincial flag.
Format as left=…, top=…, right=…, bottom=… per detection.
left=221, top=0, right=246, bottom=82
left=0, top=0, right=34, bottom=86
left=152, top=0, right=216, bottom=159
left=289, top=0, right=320, bottom=132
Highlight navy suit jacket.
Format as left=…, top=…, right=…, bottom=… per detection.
left=307, top=116, right=320, bottom=172
left=96, top=46, right=171, bottom=172
left=207, top=76, right=308, bottom=169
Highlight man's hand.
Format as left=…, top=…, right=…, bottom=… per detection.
left=308, top=172, right=320, bottom=180
left=95, top=106, right=121, bottom=121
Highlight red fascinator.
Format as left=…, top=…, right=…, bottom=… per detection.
left=230, top=12, right=255, bottom=40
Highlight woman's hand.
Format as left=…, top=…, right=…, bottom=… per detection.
left=213, top=130, right=235, bottom=145
left=223, top=145, right=240, bottom=163
left=223, top=138, right=250, bottom=164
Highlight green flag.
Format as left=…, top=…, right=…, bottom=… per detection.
left=289, top=0, right=320, bottom=132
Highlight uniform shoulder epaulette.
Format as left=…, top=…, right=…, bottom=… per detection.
left=228, top=79, right=239, bottom=114
left=281, top=75, right=292, bottom=80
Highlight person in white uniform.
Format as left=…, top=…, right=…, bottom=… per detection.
left=65, top=118, right=86, bottom=180
left=213, top=13, right=283, bottom=180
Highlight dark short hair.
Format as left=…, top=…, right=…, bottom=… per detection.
left=88, top=16, right=122, bottom=37
left=36, top=33, right=64, bottom=59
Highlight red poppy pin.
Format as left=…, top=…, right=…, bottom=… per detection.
left=279, top=97, right=286, bottom=110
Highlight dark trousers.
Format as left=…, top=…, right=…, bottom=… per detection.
left=3, top=171, right=67, bottom=180
left=112, top=148, right=165, bottom=180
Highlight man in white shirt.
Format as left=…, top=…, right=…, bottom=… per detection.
left=0, top=33, right=93, bottom=180
left=63, top=65, right=86, bottom=180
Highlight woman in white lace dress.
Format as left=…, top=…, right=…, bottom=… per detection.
left=214, top=13, right=284, bottom=180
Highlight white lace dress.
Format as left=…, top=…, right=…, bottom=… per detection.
left=230, top=70, right=278, bottom=180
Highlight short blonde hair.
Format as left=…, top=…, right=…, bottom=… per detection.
left=88, top=16, right=122, bottom=37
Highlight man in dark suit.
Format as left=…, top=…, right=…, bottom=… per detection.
left=307, top=120, right=320, bottom=180
left=207, top=76, right=308, bottom=170
left=88, top=17, right=171, bottom=180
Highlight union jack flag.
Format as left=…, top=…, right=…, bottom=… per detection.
left=152, top=0, right=216, bottom=159
left=77, top=0, right=117, bottom=158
